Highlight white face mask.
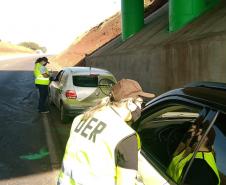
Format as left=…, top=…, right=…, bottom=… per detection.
left=130, top=106, right=141, bottom=122
left=133, top=97, right=143, bottom=109
left=127, top=98, right=143, bottom=122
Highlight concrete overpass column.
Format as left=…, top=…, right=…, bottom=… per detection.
left=169, top=0, right=220, bottom=32
left=121, top=0, right=144, bottom=41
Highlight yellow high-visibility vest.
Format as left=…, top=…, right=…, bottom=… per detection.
left=34, top=63, right=49, bottom=85
left=58, top=107, right=139, bottom=185
left=167, top=150, right=220, bottom=185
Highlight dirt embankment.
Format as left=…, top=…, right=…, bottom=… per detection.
left=51, top=0, right=167, bottom=67
left=51, top=12, right=121, bottom=67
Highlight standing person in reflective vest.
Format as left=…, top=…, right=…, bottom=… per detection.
left=57, top=79, right=155, bottom=185
left=34, top=57, right=50, bottom=113
left=167, top=124, right=220, bottom=185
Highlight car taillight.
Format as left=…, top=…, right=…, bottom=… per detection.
left=65, top=90, right=77, bottom=99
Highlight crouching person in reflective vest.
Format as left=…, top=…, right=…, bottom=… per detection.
left=57, top=79, right=155, bottom=185
left=167, top=125, right=220, bottom=185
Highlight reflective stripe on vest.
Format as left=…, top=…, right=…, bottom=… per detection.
left=34, top=63, right=49, bottom=85
left=167, top=150, right=220, bottom=184
left=57, top=170, right=76, bottom=185
left=136, top=132, right=141, bottom=150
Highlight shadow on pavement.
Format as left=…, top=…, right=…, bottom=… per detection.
left=0, top=70, right=70, bottom=183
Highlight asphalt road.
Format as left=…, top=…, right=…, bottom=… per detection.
left=0, top=56, right=71, bottom=185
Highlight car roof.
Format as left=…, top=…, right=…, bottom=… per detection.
left=146, top=81, right=226, bottom=112
left=63, top=67, right=112, bottom=75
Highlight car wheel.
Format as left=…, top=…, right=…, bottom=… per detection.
left=60, top=104, right=69, bottom=123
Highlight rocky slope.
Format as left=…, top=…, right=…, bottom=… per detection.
left=51, top=0, right=167, bottom=67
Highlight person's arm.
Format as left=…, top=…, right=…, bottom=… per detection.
left=183, top=158, right=218, bottom=185
left=40, top=66, right=50, bottom=78
left=115, top=134, right=138, bottom=185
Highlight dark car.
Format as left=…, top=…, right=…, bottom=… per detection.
left=133, top=82, right=226, bottom=185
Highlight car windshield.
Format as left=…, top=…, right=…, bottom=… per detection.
left=73, top=75, right=98, bottom=87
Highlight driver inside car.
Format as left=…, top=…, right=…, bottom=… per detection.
left=167, top=124, right=220, bottom=185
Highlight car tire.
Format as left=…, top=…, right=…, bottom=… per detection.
left=60, top=104, right=69, bottom=124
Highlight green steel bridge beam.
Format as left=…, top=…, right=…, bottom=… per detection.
left=121, top=0, right=144, bottom=41
left=169, top=0, right=220, bottom=32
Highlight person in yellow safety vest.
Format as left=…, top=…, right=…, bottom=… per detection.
left=57, top=79, right=155, bottom=185
left=167, top=124, right=220, bottom=185
left=34, top=57, right=50, bottom=113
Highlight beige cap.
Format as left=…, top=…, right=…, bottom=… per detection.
left=111, top=79, right=155, bottom=102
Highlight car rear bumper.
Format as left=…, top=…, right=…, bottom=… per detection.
left=62, top=103, right=90, bottom=117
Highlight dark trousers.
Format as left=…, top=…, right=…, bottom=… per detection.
left=36, top=84, right=49, bottom=111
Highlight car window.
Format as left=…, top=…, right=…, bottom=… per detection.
left=137, top=103, right=203, bottom=182
left=55, top=70, right=64, bottom=81
left=213, top=113, right=226, bottom=185
left=73, top=75, right=98, bottom=87
left=58, top=71, right=64, bottom=82
left=60, top=71, right=67, bottom=84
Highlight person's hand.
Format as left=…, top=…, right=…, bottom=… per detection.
left=43, top=73, right=49, bottom=78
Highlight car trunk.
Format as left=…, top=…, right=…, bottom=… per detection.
left=70, top=74, right=111, bottom=107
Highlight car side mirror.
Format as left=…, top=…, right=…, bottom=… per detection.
left=50, top=75, right=58, bottom=81
left=98, top=78, right=116, bottom=96
left=49, top=76, right=54, bottom=81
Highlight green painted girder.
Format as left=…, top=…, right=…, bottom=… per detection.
left=169, top=0, right=220, bottom=32
left=121, top=0, right=144, bottom=41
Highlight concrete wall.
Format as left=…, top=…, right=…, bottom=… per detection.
left=85, top=2, right=226, bottom=95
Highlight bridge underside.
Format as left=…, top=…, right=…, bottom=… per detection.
left=86, top=1, right=226, bottom=94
